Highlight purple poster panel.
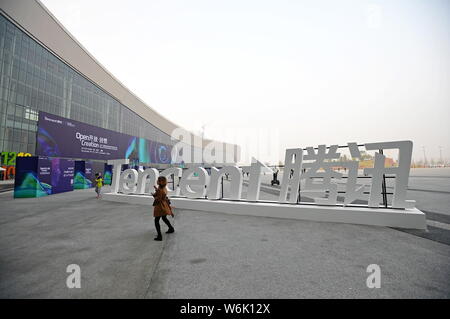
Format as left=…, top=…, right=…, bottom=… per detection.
left=104, top=164, right=112, bottom=185
left=13, top=156, right=42, bottom=198
left=38, top=157, right=52, bottom=190
left=74, top=161, right=92, bottom=189
left=51, top=158, right=74, bottom=194
left=36, top=112, right=173, bottom=164
left=91, top=161, right=105, bottom=178
left=85, top=161, right=93, bottom=187
left=14, top=157, right=52, bottom=198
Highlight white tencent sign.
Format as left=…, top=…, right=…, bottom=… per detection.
left=103, top=140, right=426, bottom=230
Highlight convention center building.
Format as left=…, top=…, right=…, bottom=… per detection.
left=0, top=0, right=239, bottom=179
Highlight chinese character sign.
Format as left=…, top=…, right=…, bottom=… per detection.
left=280, top=141, right=415, bottom=209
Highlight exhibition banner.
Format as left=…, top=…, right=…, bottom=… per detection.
left=91, top=161, right=105, bottom=180
left=85, top=161, right=93, bottom=183
left=104, top=164, right=112, bottom=185
left=36, top=111, right=172, bottom=164
left=74, top=161, right=92, bottom=189
left=14, top=156, right=52, bottom=198
left=51, top=158, right=74, bottom=194
left=38, top=157, right=52, bottom=190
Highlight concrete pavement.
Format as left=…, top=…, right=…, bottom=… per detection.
left=0, top=183, right=449, bottom=298
left=0, top=187, right=160, bottom=298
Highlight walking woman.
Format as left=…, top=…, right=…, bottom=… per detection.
left=152, top=176, right=174, bottom=241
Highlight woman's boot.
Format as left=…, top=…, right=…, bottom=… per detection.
left=162, top=216, right=175, bottom=233
left=154, top=218, right=163, bottom=241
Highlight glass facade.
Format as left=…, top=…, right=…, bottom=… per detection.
left=0, top=13, right=183, bottom=159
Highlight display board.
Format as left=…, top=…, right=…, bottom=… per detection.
left=104, top=164, right=112, bottom=185
left=36, top=111, right=173, bottom=164
left=51, top=158, right=74, bottom=194
left=14, top=156, right=52, bottom=198
left=85, top=161, right=93, bottom=184
left=74, top=161, right=93, bottom=189
left=91, top=161, right=105, bottom=181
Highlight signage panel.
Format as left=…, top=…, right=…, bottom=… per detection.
left=37, top=112, right=172, bottom=164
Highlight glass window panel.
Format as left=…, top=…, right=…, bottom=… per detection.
left=6, top=104, right=14, bottom=115
left=18, top=143, right=26, bottom=152
left=28, top=131, right=34, bottom=142
left=27, top=143, right=35, bottom=154
left=21, top=121, right=28, bottom=131
left=12, top=129, right=20, bottom=142
left=3, top=139, right=12, bottom=151
left=14, top=106, right=23, bottom=118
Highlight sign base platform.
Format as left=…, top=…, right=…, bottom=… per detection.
left=102, top=193, right=427, bottom=230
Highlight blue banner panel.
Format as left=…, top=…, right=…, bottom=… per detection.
left=104, top=164, right=112, bottom=185
left=14, top=156, right=52, bottom=198
left=91, top=161, right=105, bottom=180
left=36, top=111, right=173, bottom=164
left=74, top=161, right=92, bottom=189
left=51, top=158, right=74, bottom=194
left=38, top=157, right=52, bottom=189
left=85, top=161, right=93, bottom=184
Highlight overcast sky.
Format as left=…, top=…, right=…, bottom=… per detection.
left=41, top=0, right=450, bottom=164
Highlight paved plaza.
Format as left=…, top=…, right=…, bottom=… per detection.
left=0, top=168, right=449, bottom=298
